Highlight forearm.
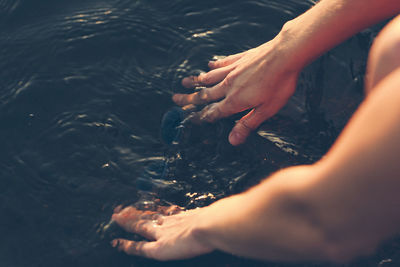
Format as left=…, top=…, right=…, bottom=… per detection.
left=193, top=165, right=331, bottom=262
left=175, top=1, right=400, bottom=261
left=304, top=68, right=400, bottom=258
left=193, top=68, right=400, bottom=263
left=275, top=0, right=400, bottom=70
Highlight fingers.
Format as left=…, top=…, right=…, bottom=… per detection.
left=132, top=219, right=160, bottom=240
left=176, top=53, right=244, bottom=107
left=181, top=65, right=234, bottom=88
left=112, top=205, right=183, bottom=239
left=112, top=206, right=161, bottom=224
left=157, top=205, right=183, bottom=216
left=112, top=207, right=162, bottom=240
left=196, top=99, right=237, bottom=123
left=228, top=105, right=274, bottom=146
left=111, top=239, right=157, bottom=258
left=173, top=84, right=226, bottom=106
left=113, top=205, right=123, bottom=213
left=208, top=52, right=245, bottom=69
left=181, top=97, right=243, bottom=124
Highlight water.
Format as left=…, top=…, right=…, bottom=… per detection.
left=0, top=0, right=398, bottom=266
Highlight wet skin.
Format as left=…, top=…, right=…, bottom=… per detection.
left=111, top=1, right=400, bottom=263
left=111, top=205, right=213, bottom=261
left=172, top=42, right=299, bottom=146
left=171, top=0, right=400, bottom=147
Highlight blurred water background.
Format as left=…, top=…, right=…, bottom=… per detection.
left=0, top=0, right=399, bottom=266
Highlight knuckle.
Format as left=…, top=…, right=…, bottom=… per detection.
left=224, top=95, right=240, bottom=111
left=222, top=75, right=234, bottom=88
left=199, top=73, right=211, bottom=84
left=199, top=104, right=214, bottom=122
left=131, top=242, right=144, bottom=256
left=132, top=220, right=145, bottom=232
left=168, top=205, right=182, bottom=215
left=123, top=206, right=134, bottom=213
left=211, top=103, right=228, bottom=121
left=223, top=70, right=240, bottom=88
left=149, top=212, right=160, bottom=220
left=212, top=60, right=222, bottom=68
left=177, top=95, right=190, bottom=105
left=205, top=104, right=221, bottom=122
left=197, top=88, right=209, bottom=102
left=142, top=224, right=151, bottom=233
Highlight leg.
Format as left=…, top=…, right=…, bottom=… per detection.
left=365, top=15, right=400, bottom=94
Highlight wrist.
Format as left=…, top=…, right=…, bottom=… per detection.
left=189, top=206, right=220, bottom=252
left=272, top=19, right=311, bottom=72
left=190, top=194, right=254, bottom=254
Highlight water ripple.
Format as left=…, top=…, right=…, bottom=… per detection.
left=0, top=0, right=378, bottom=266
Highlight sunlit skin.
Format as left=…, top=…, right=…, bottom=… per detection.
left=173, top=0, right=400, bottom=146
left=111, top=0, right=400, bottom=263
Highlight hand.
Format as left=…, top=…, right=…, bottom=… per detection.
left=111, top=205, right=213, bottom=261
left=173, top=39, right=300, bottom=145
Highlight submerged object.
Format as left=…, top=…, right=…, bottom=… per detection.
left=100, top=106, right=216, bottom=241
left=160, top=104, right=209, bottom=145
left=136, top=106, right=190, bottom=196
left=160, top=107, right=185, bottom=145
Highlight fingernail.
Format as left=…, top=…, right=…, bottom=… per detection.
left=229, top=131, right=243, bottom=146
left=208, top=61, right=216, bottom=67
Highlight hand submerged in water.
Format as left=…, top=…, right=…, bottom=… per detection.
left=111, top=205, right=213, bottom=261
left=173, top=37, right=300, bottom=146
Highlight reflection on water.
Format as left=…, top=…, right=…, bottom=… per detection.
left=0, top=0, right=397, bottom=266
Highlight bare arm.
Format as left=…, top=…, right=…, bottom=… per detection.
left=110, top=1, right=400, bottom=262
left=111, top=68, right=400, bottom=261
left=194, top=67, right=400, bottom=262
left=280, top=0, right=400, bottom=70
left=173, top=0, right=400, bottom=145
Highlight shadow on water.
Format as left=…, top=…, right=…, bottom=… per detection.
left=0, top=0, right=399, bottom=266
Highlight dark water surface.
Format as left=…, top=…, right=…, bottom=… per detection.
left=1, top=0, right=399, bottom=266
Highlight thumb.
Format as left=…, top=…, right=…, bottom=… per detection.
left=228, top=105, right=273, bottom=146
